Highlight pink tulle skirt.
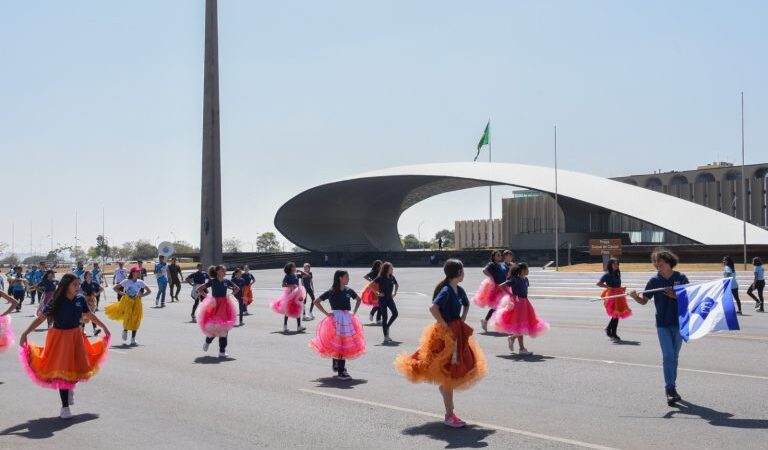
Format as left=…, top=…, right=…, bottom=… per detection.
left=271, top=286, right=306, bottom=319
left=0, top=315, right=13, bottom=351
left=491, top=295, right=550, bottom=337
left=309, top=310, right=366, bottom=360
left=360, top=284, right=378, bottom=306
left=472, top=278, right=506, bottom=309
left=196, top=296, right=238, bottom=337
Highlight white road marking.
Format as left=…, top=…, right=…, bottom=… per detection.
left=547, top=355, right=768, bottom=381
left=300, top=388, right=619, bottom=450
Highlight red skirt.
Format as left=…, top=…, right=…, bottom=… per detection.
left=602, top=288, right=632, bottom=319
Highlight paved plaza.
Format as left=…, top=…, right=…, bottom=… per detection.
left=1, top=267, right=766, bottom=449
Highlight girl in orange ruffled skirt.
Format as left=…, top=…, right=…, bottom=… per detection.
left=395, top=259, right=487, bottom=428
left=597, top=258, right=631, bottom=341
left=361, top=260, right=382, bottom=323
left=18, top=274, right=111, bottom=419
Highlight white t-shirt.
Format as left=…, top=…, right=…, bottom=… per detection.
left=114, top=268, right=129, bottom=284
left=120, top=279, right=147, bottom=297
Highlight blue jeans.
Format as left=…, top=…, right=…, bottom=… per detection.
left=656, top=325, right=683, bottom=389
left=156, top=278, right=168, bottom=305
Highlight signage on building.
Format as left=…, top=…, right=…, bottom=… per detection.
left=589, top=239, right=622, bottom=256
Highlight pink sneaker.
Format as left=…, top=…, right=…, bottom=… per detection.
left=444, top=412, right=467, bottom=428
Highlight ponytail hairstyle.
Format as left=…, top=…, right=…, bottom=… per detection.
left=370, top=259, right=382, bottom=274
left=723, top=255, right=735, bottom=272
left=378, top=262, right=393, bottom=279
left=232, top=268, right=242, bottom=278
left=432, top=259, right=464, bottom=299
left=207, top=265, right=218, bottom=279
left=606, top=258, right=620, bottom=277
left=507, top=262, right=529, bottom=280
left=284, top=262, right=296, bottom=275
left=489, top=250, right=502, bottom=263
left=49, top=273, right=79, bottom=319
left=331, top=270, right=348, bottom=292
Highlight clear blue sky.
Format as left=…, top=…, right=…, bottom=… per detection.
left=1, top=0, right=766, bottom=254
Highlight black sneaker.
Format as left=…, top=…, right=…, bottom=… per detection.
left=338, top=370, right=351, bottom=380
left=604, top=327, right=612, bottom=337
left=666, top=387, right=681, bottom=405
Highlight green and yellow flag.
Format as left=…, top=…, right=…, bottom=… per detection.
left=474, top=121, right=490, bottom=161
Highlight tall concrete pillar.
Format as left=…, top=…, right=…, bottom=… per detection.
left=200, top=0, right=223, bottom=267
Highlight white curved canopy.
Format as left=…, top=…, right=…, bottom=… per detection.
left=275, top=162, right=768, bottom=251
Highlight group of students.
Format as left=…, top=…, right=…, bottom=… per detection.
left=0, top=247, right=757, bottom=425
left=721, top=255, right=765, bottom=314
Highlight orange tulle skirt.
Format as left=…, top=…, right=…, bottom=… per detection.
left=242, top=285, right=254, bottom=305
left=395, top=320, right=487, bottom=390
left=19, top=327, right=109, bottom=390
left=360, top=284, right=379, bottom=306
left=601, top=288, right=632, bottom=319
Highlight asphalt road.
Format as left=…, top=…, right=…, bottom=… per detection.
left=1, top=267, right=766, bottom=449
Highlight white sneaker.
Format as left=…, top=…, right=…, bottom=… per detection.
left=518, top=348, right=532, bottom=356
left=203, top=342, right=210, bottom=352
left=130, top=339, right=138, bottom=347
left=68, top=390, right=74, bottom=406
left=369, top=312, right=374, bottom=322
left=298, top=325, right=306, bottom=333
left=218, top=352, right=228, bottom=358
left=283, top=325, right=289, bottom=333
left=507, top=336, right=515, bottom=352
left=308, top=313, right=315, bottom=320
left=60, top=407, right=72, bottom=419
left=302, top=315, right=311, bottom=321
left=121, top=330, right=128, bottom=342
left=480, top=319, right=488, bottom=333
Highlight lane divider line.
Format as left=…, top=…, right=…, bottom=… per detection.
left=299, top=388, right=619, bottom=450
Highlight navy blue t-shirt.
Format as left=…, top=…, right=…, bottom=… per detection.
left=301, top=272, right=313, bottom=290
left=283, top=274, right=299, bottom=286
left=39, top=279, right=58, bottom=292
left=205, top=279, right=234, bottom=297
left=599, top=272, right=622, bottom=288
left=231, top=277, right=247, bottom=299
left=644, top=271, right=690, bottom=327
left=44, top=295, right=88, bottom=329
left=485, top=262, right=508, bottom=284
left=364, top=270, right=377, bottom=280
left=318, top=287, right=358, bottom=311
left=373, top=275, right=398, bottom=300
left=188, top=271, right=208, bottom=284
left=504, top=277, right=529, bottom=297
left=81, top=281, right=99, bottom=296
left=433, top=285, right=469, bottom=322
left=242, top=272, right=255, bottom=284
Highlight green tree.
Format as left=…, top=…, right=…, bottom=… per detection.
left=131, top=240, right=157, bottom=260
left=87, top=246, right=100, bottom=259
left=95, top=235, right=110, bottom=259
left=256, top=232, right=280, bottom=252
left=434, top=229, right=455, bottom=249
left=402, top=234, right=421, bottom=249
left=22, top=255, right=47, bottom=265
left=117, top=242, right=135, bottom=260
left=1, top=254, right=20, bottom=266
left=223, top=238, right=242, bottom=253
left=172, top=241, right=198, bottom=253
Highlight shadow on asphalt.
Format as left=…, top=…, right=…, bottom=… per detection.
left=611, top=340, right=641, bottom=346
left=374, top=340, right=403, bottom=347
left=269, top=331, right=308, bottom=336
left=194, top=356, right=236, bottom=364
left=312, top=377, right=368, bottom=390
left=479, top=332, right=508, bottom=338
left=363, top=323, right=383, bottom=327
left=402, top=422, right=495, bottom=448
left=0, top=413, right=99, bottom=439
left=663, top=401, right=768, bottom=429
left=495, top=354, right=554, bottom=363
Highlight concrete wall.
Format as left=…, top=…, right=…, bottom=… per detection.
left=454, top=219, right=503, bottom=249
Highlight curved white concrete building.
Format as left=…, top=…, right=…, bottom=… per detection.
left=275, top=162, right=768, bottom=252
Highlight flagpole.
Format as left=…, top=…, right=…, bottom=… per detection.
left=488, top=119, right=493, bottom=248
left=741, top=92, right=747, bottom=271
left=554, top=125, right=559, bottom=271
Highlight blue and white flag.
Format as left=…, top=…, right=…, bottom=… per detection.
left=675, top=278, right=740, bottom=342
